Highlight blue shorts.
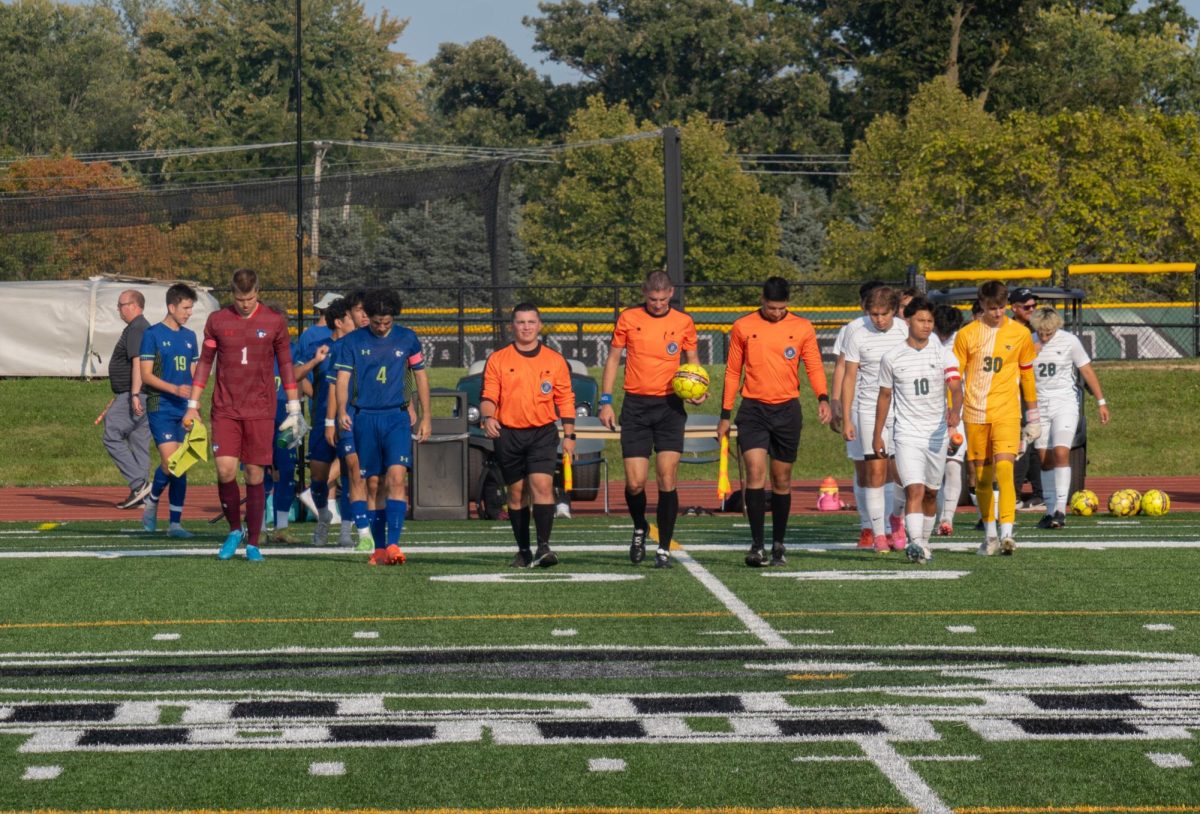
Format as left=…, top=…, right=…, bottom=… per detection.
left=353, top=409, right=412, bottom=478
left=148, top=410, right=188, bottom=446
left=308, top=428, right=338, bottom=464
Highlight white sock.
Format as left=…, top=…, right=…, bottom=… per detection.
left=865, top=486, right=887, bottom=537
left=941, top=460, right=963, bottom=524
left=1055, top=468, right=1071, bottom=514
left=986, top=520, right=998, bottom=538
left=884, top=482, right=895, bottom=521
left=1000, top=521, right=1014, bottom=539
left=923, top=514, right=936, bottom=543
left=905, top=512, right=923, bottom=546
left=854, top=480, right=870, bottom=529
left=1040, top=467, right=1056, bottom=515
left=993, top=488, right=1000, bottom=520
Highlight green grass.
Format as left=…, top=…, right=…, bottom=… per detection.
left=3, top=513, right=1200, bottom=809
left=0, top=359, right=1184, bottom=486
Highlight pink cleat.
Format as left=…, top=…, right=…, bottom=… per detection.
left=874, top=534, right=892, bottom=554
left=936, top=521, right=953, bottom=537
left=889, top=515, right=907, bottom=549
left=857, top=528, right=875, bottom=549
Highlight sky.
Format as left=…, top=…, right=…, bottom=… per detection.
left=372, top=0, right=1200, bottom=86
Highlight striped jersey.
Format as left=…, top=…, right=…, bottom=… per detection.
left=482, top=341, right=574, bottom=429
left=842, top=318, right=909, bottom=406
left=953, top=316, right=1037, bottom=424
left=832, top=315, right=867, bottom=356
left=878, top=339, right=960, bottom=444
left=1034, top=329, right=1090, bottom=404
left=139, top=322, right=199, bottom=415
left=610, top=306, right=698, bottom=396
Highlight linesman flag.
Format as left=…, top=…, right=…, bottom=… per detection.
left=717, top=436, right=731, bottom=500
left=167, top=420, right=209, bottom=476
left=562, top=451, right=573, bottom=492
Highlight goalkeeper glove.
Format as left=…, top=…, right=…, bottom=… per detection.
left=278, top=400, right=309, bottom=449
left=1022, top=406, right=1043, bottom=445
left=279, top=400, right=302, bottom=432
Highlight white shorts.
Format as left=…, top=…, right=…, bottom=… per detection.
left=853, top=403, right=892, bottom=460
left=894, top=437, right=948, bottom=489
left=844, top=433, right=864, bottom=461
left=1034, top=399, right=1079, bottom=451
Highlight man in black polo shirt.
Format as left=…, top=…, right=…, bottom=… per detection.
left=102, top=289, right=153, bottom=509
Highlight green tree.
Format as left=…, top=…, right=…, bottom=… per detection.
left=0, top=0, right=141, bottom=153
left=521, top=96, right=782, bottom=305
left=136, top=0, right=420, bottom=173
left=778, top=181, right=831, bottom=277
left=824, top=78, right=1200, bottom=300
left=527, top=0, right=839, bottom=154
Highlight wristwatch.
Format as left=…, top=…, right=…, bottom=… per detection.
left=564, top=432, right=577, bottom=440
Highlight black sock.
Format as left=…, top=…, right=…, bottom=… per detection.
left=656, top=490, right=678, bottom=550
left=626, top=487, right=649, bottom=531
left=746, top=488, right=766, bottom=547
left=509, top=506, right=531, bottom=550
left=532, top=503, right=555, bottom=548
left=771, top=491, right=791, bottom=545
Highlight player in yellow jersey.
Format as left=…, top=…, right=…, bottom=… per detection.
left=952, top=281, right=1041, bottom=556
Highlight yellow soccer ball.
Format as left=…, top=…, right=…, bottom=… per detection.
left=1108, top=489, right=1138, bottom=517
left=1141, top=489, right=1171, bottom=516
left=672, top=363, right=710, bottom=401
left=1069, top=489, right=1099, bottom=516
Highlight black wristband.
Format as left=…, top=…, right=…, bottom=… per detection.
left=720, top=409, right=732, bottom=420
left=564, top=432, right=577, bottom=440
left=818, top=394, right=830, bottom=403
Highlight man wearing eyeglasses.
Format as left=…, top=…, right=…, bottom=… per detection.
left=1009, top=287, right=1045, bottom=513
left=102, top=289, right=153, bottom=509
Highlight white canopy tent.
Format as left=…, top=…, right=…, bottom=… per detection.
left=0, top=277, right=222, bottom=377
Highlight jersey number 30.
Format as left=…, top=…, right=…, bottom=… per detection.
left=982, top=356, right=1003, bottom=372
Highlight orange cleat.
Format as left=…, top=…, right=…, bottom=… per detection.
left=857, top=528, right=875, bottom=549
left=385, top=544, right=406, bottom=565
left=368, top=548, right=389, bottom=566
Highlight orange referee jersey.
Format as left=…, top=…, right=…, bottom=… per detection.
left=722, top=310, right=828, bottom=409
left=481, top=342, right=575, bottom=429
left=953, top=316, right=1037, bottom=424
left=610, top=305, right=698, bottom=396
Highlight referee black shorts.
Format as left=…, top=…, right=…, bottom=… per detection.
left=619, top=392, right=687, bottom=458
left=736, top=398, right=802, bottom=463
left=495, top=423, right=560, bottom=485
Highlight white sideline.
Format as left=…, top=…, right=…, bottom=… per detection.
left=671, top=550, right=790, bottom=649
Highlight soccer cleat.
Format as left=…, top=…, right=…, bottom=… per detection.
left=245, top=544, right=264, bottom=562
left=167, top=524, right=194, bottom=539
left=217, top=529, right=244, bottom=560
left=744, top=545, right=766, bottom=567
left=889, top=515, right=907, bottom=548
left=313, top=508, right=333, bottom=546
left=368, top=548, right=390, bottom=566
left=385, top=544, right=406, bottom=565
left=1036, top=514, right=1055, bottom=530
left=1050, top=510, right=1066, bottom=529
left=141, top=499, right=159, bottom=532
left=267, top=528, right=297, bottom=545
left=533, top=545, right=558, bottom=568
left=555, top=501, right=572, bottom=519
left=874, top=534, right=892, bottom=554
left=338, top=523, right=354, bottom=548
left=976, top=537, right=999, bottom=556
left=116, top=481, right=153, bottom=509
left=973, top=518, right=985, bottom=531
left=857, top=528, right=875, bottom=549
left=936, top=521, right=953, bottom=537
left=1000, top=536, right=1016, bottom=556
left=654, top=548, right=673, bottom=569
left=629, top=528, right=647, bottom=564
left=355, top=527, right=374, bottom=553
left=770, top=543, right=787, bottom=567
left=510, top=549, right=533, bottom=568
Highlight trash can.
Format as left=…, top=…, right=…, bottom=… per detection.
left=410, top=389, right=470, bottom=520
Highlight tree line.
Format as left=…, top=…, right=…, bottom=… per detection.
left=2, top=0, right=1198, bottom=300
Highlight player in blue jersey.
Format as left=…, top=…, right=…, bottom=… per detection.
left=138, top=283, right=201, bottom=537
left=294, top=297, right=356, bottom=545
left=262, top=323, right=301, bottom=545
left=335, top=288, right=432, bottom=565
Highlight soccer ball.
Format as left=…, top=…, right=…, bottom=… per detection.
left=1141, top=489, right=1171, bottom=516
left=1108, top=489, right=1139, bottom=517
left=672, top=363, right=710, bottom=401
left=1069, top=489, right=1099, bottom=516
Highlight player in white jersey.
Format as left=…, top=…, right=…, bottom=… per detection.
left=1028, top=306, right=1110, bottom=528
left=841, top=285, right=909, bottom=553
left=874, top=298, right=963, bottom=563
left=933, top=304, right=966, bottom=535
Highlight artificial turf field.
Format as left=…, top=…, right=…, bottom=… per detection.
left=3, top=512, right=1200, bottom=813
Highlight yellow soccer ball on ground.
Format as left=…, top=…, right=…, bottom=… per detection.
left=672, top=363, right=710, bottom=401
left=1069, top=489, right=1099, bottom=516
left=1141, top=489, right=1171, bottom=516
left=1108, top=489, right=1139, bottom=517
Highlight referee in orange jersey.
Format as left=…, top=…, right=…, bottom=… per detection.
left=480, top=303, right=576, bottom=568
left=718, top=276, right=832, bottom=567
left=599, top=270, right=703, bottom=569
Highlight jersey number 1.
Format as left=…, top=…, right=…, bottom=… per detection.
left=240, top=346, right=248, bottom=365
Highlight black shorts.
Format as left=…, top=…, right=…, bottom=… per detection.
left=620, top=393, right=687, bottom=458
left=736, top=398, right=802, bottom=463
left=495, top=423, right=559, bottom=485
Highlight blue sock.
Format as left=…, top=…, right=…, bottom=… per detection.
left=168, top=474, right=187, bottom=524
left=386, top=499, right=406, bottom=546
left=311, top=480, right=329, bottom=511
left=351, top=499, right=370, bottom=532
left=150, top=466, right=170, bottom=501
left=338, top=483, right=352, bottom=520
left=370, top=509, right=387, bottom=549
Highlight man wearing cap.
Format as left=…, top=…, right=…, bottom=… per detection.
left=1009, top=287, right=1045, bottom=513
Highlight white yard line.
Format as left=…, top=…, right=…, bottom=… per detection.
left=672, top=550, right=790, bottom=649
left=856, top=736, right=952, bottom=814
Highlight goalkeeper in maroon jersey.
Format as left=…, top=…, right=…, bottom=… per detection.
left=182, top=268, right=302, bottom=562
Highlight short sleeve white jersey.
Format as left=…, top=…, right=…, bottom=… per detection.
left=843, top=318, right=909, bottom=405
left=833, top=316, right=868, bottom=356
left=879, top=340, right=960, bottom=444
left=1034, top=329, right=1090, bottom=404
